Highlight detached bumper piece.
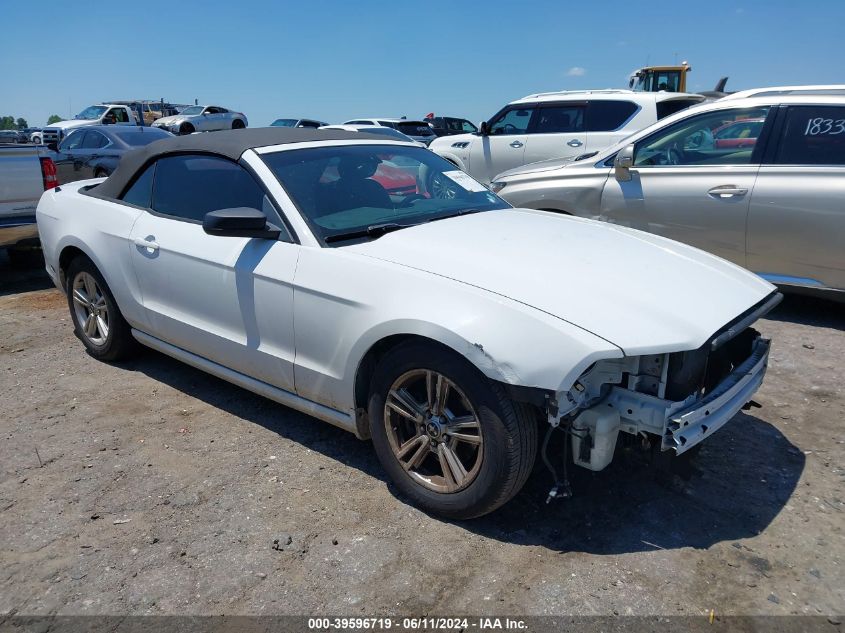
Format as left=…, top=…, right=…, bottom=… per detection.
left=597, top=332, right=771, bottom=462
left=663, top=336, right=770, bottom=454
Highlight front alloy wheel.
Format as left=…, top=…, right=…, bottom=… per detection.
left=385, top=369, right=483, bottom=493
left=368, top=342, right=537, bottom=519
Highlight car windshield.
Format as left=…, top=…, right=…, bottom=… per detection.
left=262, top=144, right=509, bottom=245
left=359, top=127, right=414, bottom=141
left=112, top=127, right=172, bottom=146
left=180, top=106, right=204, bottom=116
left=396, top=122, right=435, bottom=137
left=271, top=119, right=298, bottom=127
left=75, top=105, right=108, bottom=120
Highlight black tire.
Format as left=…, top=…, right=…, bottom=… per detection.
left=232, top=119, right=245, bottom=129
left=368, top=341, right=537, bottom=519
left=65, top=256, right=137, bottom=361
left=179, top=122, right=195, bottom=136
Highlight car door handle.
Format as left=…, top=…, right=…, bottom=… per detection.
left=567, top=139, right=583, bottom=147
left=707, top=186, right=748, bottom=198
left=134, top=237, right=159, bottom=251
left=509, top=140, right=524, bottom=148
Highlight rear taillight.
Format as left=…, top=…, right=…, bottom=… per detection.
left=40, top=157, right=58, bottom=190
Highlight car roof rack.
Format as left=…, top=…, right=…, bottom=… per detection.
left=519, top=89, right=635, bottom=99
left=721, top=85, right=845, bottom=100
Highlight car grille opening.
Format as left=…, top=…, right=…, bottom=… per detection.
left=665, top=327, right=759, bottom=401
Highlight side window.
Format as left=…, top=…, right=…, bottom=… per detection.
left=121, top=163, right=156, bottom=208
left=533, top=105, right=585, bottom=134
left=108, top=108, right=129, bottom=123
left=656, top=99, right=701, bottom=120
left=151, top=155, right=266, bottom=222
left=774, top=106, right=845, bottom=166
left=490, top=108, right=536, bottom=135
left=82, top=131, right=109, bottom=149
left=634, top=107, right=770, bottom=167
left=461, top=120, right=478, bottom=133
left=60, top=130, right=87, bottom=151
left=587, top=101, right=638, bottom=131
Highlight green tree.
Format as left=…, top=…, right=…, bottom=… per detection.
left=16, top=117, right=28, bottom=130
left=0, top=116, right=15, bottom=130
left=47, top=114, right=63, bottom=125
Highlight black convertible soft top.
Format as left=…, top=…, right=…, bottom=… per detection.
left=92, top=127, right=391, bottom=199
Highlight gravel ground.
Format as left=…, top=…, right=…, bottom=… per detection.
left=0, top=256, right=842, bottom=620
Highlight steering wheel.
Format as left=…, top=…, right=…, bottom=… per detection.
left=398, top=194, right=427, bottom=208
left=502, top=123, right=517, bottom=134
left=665, top=145, right=683, bottom=166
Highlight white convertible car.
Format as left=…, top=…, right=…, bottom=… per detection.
left=36, top=129, right=780, bottom=519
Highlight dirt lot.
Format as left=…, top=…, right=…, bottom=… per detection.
left=0, top=255, right=843, bottom=620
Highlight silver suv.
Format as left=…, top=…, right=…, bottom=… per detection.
left=429, top=89, right=703, bottom=184
left=492, top=86, right=845, bottom=299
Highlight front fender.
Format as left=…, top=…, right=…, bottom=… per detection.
left=292, top=246, right=622, bottom=414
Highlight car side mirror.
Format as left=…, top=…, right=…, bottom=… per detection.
left=47, top=142, right=58, bottom=152
left=614, top=144, right=635, bottom=182
left=203, top=208, right=281, bottom=239
left=478, top=121, right=490, bottom=136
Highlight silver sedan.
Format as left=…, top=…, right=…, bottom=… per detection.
left=152, top=105, right=248, bottom=135
left=492, top=88, right=845, bottom=300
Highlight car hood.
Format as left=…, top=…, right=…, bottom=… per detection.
left=348, top=209, right=774, bottom=355
left=153, top=115, right=184, bottom=126
left=495, top=156, right=582, bottom=179
left=48, top=119, right=91, bottom=131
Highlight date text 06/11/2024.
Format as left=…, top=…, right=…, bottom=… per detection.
left=307, top=617, right=528, bottom=630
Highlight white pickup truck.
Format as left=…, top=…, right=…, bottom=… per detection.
left=41, top=104, right=137, bottom=146
left=0, top=143, right=57, bottom=265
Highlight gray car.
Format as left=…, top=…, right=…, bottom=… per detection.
left=492, top=87, right=845, bottom=300
left=153, top=105, right=248, bottom=135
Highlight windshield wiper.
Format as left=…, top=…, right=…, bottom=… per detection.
left=574, top=151, right=599, bottom=161
left=324, top=222, right=411, bottom=244
left=426, top=208, right=485, bottom=223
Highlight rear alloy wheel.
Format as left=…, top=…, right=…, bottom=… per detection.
left=232, top=119, right=245, bottom=129
left=369, top=342, right=537, bottom=519
left=66, top=257, right=137, bottom=361
left=71, top=271, right=110, bottom=347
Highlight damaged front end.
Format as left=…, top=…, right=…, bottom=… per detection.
left=547, top=293, right=781, bottom=477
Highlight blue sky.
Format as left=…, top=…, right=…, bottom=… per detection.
left=2, top=0, right=843, bottom=128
